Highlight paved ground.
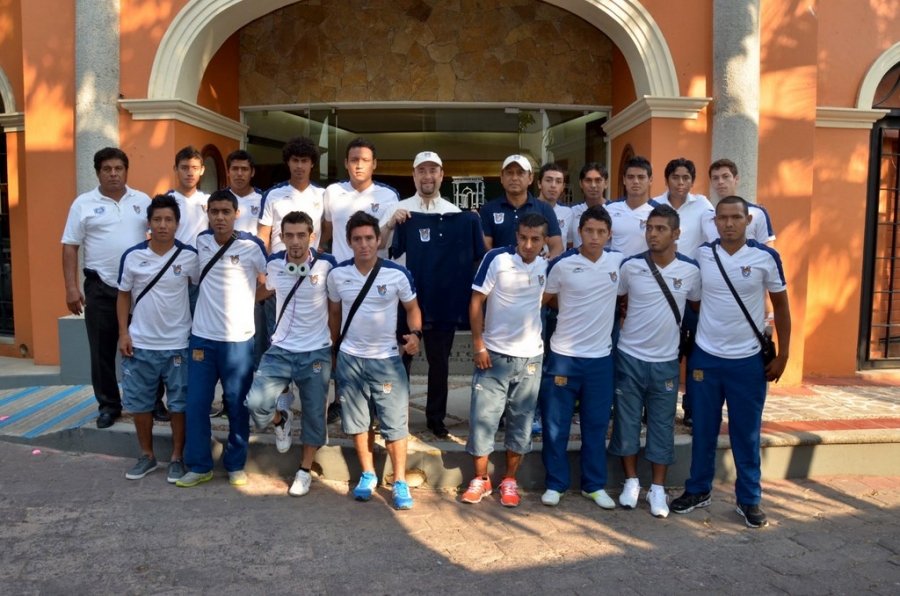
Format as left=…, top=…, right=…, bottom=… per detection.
left=1, top=443, right=898, bottom=595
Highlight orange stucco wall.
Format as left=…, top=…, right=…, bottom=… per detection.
left=639, top=0, right=712, bottom=99
left=197, top=33, right=240, bottom=119
left=5, top=130, right=31, bottom=359
left=119, top=0, right=190, bottom=101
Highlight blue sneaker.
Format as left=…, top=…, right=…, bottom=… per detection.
left=392, top=480, right=413, bottom=510
left=531, top=416, right=542, bottom=435
left=353, top=471, right=378, bottom=501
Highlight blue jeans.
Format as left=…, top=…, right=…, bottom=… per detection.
left=681, top=306, right=699, bottom=411
left=121, top=348, right=188, bottom=414
left=184, top=335, right=254, bottom=474
left=685, top=346, right=767, bottom=504
left=335, top=352, right=409, bottom=441
left=540, top=352, right=613, bottom=493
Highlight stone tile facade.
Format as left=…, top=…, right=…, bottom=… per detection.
left=239, top=0, right=613, bottom=105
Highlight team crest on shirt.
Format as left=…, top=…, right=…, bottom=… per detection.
left=94, top=206, right=105, bottom=215
left=609, top=271, right=618, bottom=282
left=526, top=363, right=537, bottom=376
left=251, top=205, right=259, bottom=215
left=741, top=266, right=752, bottom=278
left=665, top=380, right=675, bottom=392
left=494, top=213, right=505, bottom=224
left=640, top=219, right=648, bottom=229
left=558, top=219, right=565, bottom=227
left=133, top=205, right=142, bottom=214
left=538, top=275, right=545, bottom=286
left=419, top=228, right=431, bottom=242
left=201, top=205, right=208, bottom=212
left=382, top=382, right=392, bottom=394
left=230, top=255, right=240, bottom=264
left=377, top=284, right=387, bottom=296
left=172, top=264, right=182, bottom=276
left=310, top=275, right=319, bottom=286
left=673, top=278, right=682, bottom=289
left=370, top=203, right=380, bottom=213
left=314, top=202, right=321, bottom=209
left=312, top=361, right=322, bottom=374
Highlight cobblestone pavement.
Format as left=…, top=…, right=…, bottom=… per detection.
left=1, top=443, right=898, bottom=595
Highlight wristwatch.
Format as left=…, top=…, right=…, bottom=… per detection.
left=409, top=329, right=423, bottom=339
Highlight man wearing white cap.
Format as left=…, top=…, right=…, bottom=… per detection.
left=479, top=155, right=563, bottom=259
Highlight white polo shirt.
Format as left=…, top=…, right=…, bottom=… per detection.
left=545, top=248, right=624, bottom=358
left=324, top=180, right=399, bottom=262
left=266, top=248, right=336, bottom=353
left=702, top=204, right=777, bottom=246
left=231, top=188, right=262, bottom=237
left=651, top=192, right=716, bottom=258
left=259, top=181, right=326, bottom=253
left=118, top=240, right=199, bottom=350
left=192, top=230, right=268, bottom=342
left=605, top=198, right=657, bottom=258
left=693, top=240, right=786, bottom=359
left=326, top=259, right=416, bottom=359
left=472, top=246, right=547, bottom=359
left=61, top=186, right=151, bottom=287
left=169, top=189, right=210, bottom=247
left=617, top=253, right=701, bottom=362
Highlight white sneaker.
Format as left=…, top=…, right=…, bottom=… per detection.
left=275, top=388, right=295, bottom=412
left=541, top=489, right=562, bottom=506
left=619, top=477, right=640, bottom=509
left=582, top=489, right=615, bottom=509
left=288, top=469, right=312, bottom=497
left=647, top=486, right=670, bottom=518
left=274, top=408, right=293, bottom=454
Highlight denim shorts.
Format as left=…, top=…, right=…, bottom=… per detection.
left=335, top=352, right=409, bottom=441
left=121, top=348, right=188, bottom=414
left=466, top=350, right=542, bottom=457
left=608, top=348, right=680, bottom=465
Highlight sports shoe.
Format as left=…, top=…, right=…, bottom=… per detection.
left=176, top=470, right=213, bottom=487
left=619, top=478, right=640, bottom=509
left=683, top=408, right=693, bottom=427
left=541, top=489, right=562, bottom=506
left=582, top=489, right=615, bottom=509
left=326, top=402, right=342, bottom=424
left=166, top=459, right=187, bottom=484
left=274, top=409, right=293, bottom=454
left=460, top=477, right=492, bottom=504
left=736, top=502, right=769, bottom=528
left=288, top=469, right=312, bottom=497
left=392, top=480, right=414, bottom=510
left=275, top=387, right=295, bottom=412
left=671, top=490, right=711, bottom=514
left=353, top=471, right=378, bottom=501
left=125, top=454, right=158, bottom=480
left=572, top=412, right=580, bottom=425
left=229, top=470, right=248, bottom=486
left=499, top=478, right=520, bottom=507
left=647, top=486, right=670, bottom=518
left=531, top=416, right=542, bottom=435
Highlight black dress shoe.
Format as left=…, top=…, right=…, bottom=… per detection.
left=96, top=411, right=120, bottom=429
left=326, top=402, right=342, bottom=424
left=153, top=401, right=171, bottom=422
left=683, top=408, right=693, bottom=428
left=427, top=420, right=450, bottom=438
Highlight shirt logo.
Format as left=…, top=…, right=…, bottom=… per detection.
left=133, top=205, right=142, bottom=214
left=673, top=278, right=682, bottom=289
left=201, top=205, right=208, bottom=212
left=382, top=382, right=392, bottom=394
left=572, top=267, right=585, bottom=273
left=558, top=218, right=565, bottom=227
left=139, top=260, right=150, bottom=267
left=419, top=228, right=431, bottom=242
left=538, top=275, right=545, bottom=286
left=173, top=264, right=182, bottom=276
left=94, top=206, right=106, bottom=215
left=251, top=205, right=259, bottom=215
left=640, top=219, right=648, bottom=229
left=370, top=203, right=380, bottom=213
left=609, top=271, right=618, bottom=282
left=741, top=266, right=752, bottom=278
left=310, top=275, right=319, bottom=286
left=314, top=202, right=321, bottom=209
left=377, top=284, right=387, bottom=296
left=230, top=255, right=240, bottom=265
left=493, top=213, right=504, bottom=224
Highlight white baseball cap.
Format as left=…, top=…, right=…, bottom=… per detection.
left=413, top=151, right=443, bottom=168
left=502, top=154, right=533, bottom=173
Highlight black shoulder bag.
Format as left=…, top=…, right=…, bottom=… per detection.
left=712, top=244, right=777, bottom=365
left=272, top=255, right=320, bottom=337
left=198, top=232, right=238, bottom=286
left=333, top=258, right=383, bottom=356
left=644, top=252, right=693, bottom=360
left=133, top=246, right=184, bottom=308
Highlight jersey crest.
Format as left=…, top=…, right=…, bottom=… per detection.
left=370, top=203, right=380, bottom=213
left=609, top=271, right=618, bottom=283
left=640, top=219, right=648, bottom=230
left=251, top=205, right=260, bottom=216
left=673, top=278, right=682, bottom=289
left=419, top=228, right=431, bottom=242
left=94, top=206, right=106, bottom=215
left=172, top=264, right=182, bottom=276
left=310, top=275, right=320, bottom=286
left=493, top=213, right=504, bottom=224
left=377, top=284, right=387, bottom=296
left=133, top=205, right=142, bottom=214
left=230, top=255, right=240, bottom=265
left=538, top=275, right=545, bottom=286
left=741, top=266, right=752, bottom=278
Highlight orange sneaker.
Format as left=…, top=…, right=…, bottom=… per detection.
left=461, top=477, right=492, bottom=504
left=499, top=478, right=520, bottom=507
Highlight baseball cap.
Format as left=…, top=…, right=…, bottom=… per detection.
left=413, top=151, right=443, bottom=168
left=502, top=154, right=533, bottom=173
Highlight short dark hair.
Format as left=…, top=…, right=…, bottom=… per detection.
left=208, top=188, right=238, bottom=210
left=281, top=211, right=314, bottom=234
left=716, top=195, right=750, bottom=216
left=648, top=204, right=680, bottom=230
left=175, top=146, right=203, bottom=167
left=282, top=137, right=320, bottom=164
left=579, top=204, right=612, bottom=231
left=226, top=149, right=255, bottom=169
left=538, top=163, right=565, bottom=182
left=346, top=137, right=377, bottom=159
left=664, top=158, right=696, bottom=181
left=580, top=162, right=608, bottom=181
left=346, top=210, right=380, bottom=242
left=709, top=158, right=738, bottom=178
left=624, top=156, right=652, bottom=178
left=518, top=212, right=549, bottom=236
left=93, top=147, right=129, bottom=172
left=147, top=194, right=180, bottom=223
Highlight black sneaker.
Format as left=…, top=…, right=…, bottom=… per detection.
left=736, top=503, right=769, bottom=528
left=671, top=490, right=711, bottom=514
left=683, top=408, right=693, bottom=427
left=326, top=402, right=342, bottom=424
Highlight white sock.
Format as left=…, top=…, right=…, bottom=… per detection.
left=650, top=483, right=665, bottom=493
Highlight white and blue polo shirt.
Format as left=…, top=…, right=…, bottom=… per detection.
left=231, top=187, right=263, bottom=237
left=168, top=189, right=210, bottom=247
left=266, top=248, right=336, bottom=353
left=605, top=198, right=658, bottom=258
left=259, top=181, right=326, bottom=252
left=324, top=180, right=399, bottom=263
left=651, top=192, right=716, bottom=257
left=702, top=204, right=777, bottom=246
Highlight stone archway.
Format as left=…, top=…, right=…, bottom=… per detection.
left=147, top=0, right=679, bottom=103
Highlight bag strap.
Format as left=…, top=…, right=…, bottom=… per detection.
left=712, top=243, right=768, bottom=346
left=272, top=253, right=320, bottom=336
left=133, top=245, right=184, bottom=308
left=198, top=232, right=238, bottom=286
left=336, top=258, right=383, bottom=351
left=643, top=251, right=681, bottom=326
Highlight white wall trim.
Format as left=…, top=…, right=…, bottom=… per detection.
left=816, top=107, right=889, bottom=129
left=119, top=99, right=248, bottom=141
left=858, top=41, right=900, bottom=109
left=0, top=112, right=25, bottom=132
left=602, top=96, right=711, bottom=139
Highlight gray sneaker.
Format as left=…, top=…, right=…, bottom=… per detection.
left=167, top=459, right=187, bottom=484
left=125, top=454, right=158, bottom=480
